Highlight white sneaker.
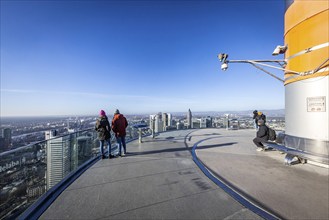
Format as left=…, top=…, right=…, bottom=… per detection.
left=256, top=148, right=263, bottom=152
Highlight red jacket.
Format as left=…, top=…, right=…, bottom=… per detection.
left=111, top=114, right=128, bottom=137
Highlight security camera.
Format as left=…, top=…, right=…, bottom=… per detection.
left=272, top=45, right=287, bottom=56
left=221, top=63, right=228, bottom=71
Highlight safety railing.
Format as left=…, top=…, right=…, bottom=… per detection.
left=0, top=126, right=152, bottom=220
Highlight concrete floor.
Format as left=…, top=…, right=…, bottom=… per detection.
left=188, top=129, right=329, bottom=220
left=40, top=129, right=329, bottom=220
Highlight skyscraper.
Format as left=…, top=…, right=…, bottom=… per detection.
left=1, top=128, right=12, bottom=150
left=149, top=114, right=156, bottom=131
left=176, top=121, right=184, bottom=130
left=206, top=116, right=213, bottom=128
left=154, top=114, right=164, bottom=133
left=0, top=137, right=5, bottom=152
left=45, top=130, right=57, bottom=140
left=187, top=109, right=192, bottom=129
left=46, top=132, right=71, bottom=190
left=162, top=113, right=168, bottom=131
left=167, top=113, right=172, bottom=127
left=199, top=118, right=207, bottom=128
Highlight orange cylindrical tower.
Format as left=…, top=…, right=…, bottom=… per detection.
left=284, top=0, right=329, bottom=164
left=284, top=1, right=329, bottom=84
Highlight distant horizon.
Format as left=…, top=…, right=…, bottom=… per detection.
left=0, top=108, right=285, bottom=118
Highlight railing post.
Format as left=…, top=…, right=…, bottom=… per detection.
left=151, top=118, right=155, bottom=138
left=138, top=129, right=142, bottom=143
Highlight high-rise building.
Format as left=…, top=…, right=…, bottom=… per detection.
left=45, top=130, right=58, bottom=140
left=162, top=113, right=168, bottom=131
left=176, top=121, right=184, bottom=130
left=0, top=137, right=5, bottom=152
left=187, top=109, right=192, bottom=129
left=1, top=128, right=12, bottom=150
left=199, top=118, right=207, bottom=128
left=155, top=114, right=164, bottom=133
left=193, top=120, right=201, bottom=129
left=206, top=116, right=213, bottom=128
left=198, top=117, right=213, bottom=128
left=46, top=131, right=71, bottom=190
left=167, top=113, right=172, bottom=127
left=156, top=112, right=162, bottom=120
left=149, top=114, right=156, bottom=131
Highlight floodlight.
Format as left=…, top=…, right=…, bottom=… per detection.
left=272, top=45, right=287, bottom=56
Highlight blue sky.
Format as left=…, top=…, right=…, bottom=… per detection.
left=1, top=0, right=286, bottom=117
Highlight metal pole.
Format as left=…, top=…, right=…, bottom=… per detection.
left=249, top=63, right=285, bottom=83
left=152, top=119, right=155, bottom=138
left=138, top=128, right=142, bottom=143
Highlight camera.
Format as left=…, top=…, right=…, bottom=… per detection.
left=221, top=63, right=228, bottom=71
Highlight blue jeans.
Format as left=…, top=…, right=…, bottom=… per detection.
left=99, top=139, right=112, bottom=157
left=116, top=136, right=126, bottom=155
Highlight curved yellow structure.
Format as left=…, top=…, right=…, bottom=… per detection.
left=284, top=0, right=329, bottom=164
left=285, top=1, right=329, bottom=84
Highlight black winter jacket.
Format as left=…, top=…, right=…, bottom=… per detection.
left=257, top=125, right=269, bottom=140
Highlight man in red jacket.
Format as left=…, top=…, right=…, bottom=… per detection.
left=112, top=109, right=128, bottom=156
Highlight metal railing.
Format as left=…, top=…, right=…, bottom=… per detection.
left=0, top=126, right=152, bottom=220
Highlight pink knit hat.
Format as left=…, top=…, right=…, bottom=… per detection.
left=99, top=110, right=106, bottom=116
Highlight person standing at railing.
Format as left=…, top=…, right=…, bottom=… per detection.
left=112, top=109, right=128, bottom=157
left=253, top=110, right=258, bottom=130
left=95, top=110, right=112, bottom=159
left=254, top=111, right=267, bottom=130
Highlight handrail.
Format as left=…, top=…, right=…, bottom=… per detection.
left=0, top=128, right=94, bottom=157
left=18, top=127, right=152, bottom=220
left=0, top=126, right=152, bottom=220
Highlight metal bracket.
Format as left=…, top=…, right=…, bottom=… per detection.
left=284, top=154, right=300, bottom=166
left=284, top=154, right=307, bottom=166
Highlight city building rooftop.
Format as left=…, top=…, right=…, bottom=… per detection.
left=29, top=129, right=328, bottom=220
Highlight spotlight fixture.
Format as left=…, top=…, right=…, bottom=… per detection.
left=272, top=45, right=288, bottom=56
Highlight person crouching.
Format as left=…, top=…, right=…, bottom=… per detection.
left=253, top=119, right=269, bottom=151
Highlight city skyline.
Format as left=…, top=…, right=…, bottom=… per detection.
left=1, top=1, right=285, bottom=117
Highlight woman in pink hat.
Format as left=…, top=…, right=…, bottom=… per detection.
left=95, top=110, right=112, bottom=159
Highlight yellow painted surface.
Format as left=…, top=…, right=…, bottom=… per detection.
left=284, top=1, right=329, bottom=85
left=285, top=1, right=328, bottom=34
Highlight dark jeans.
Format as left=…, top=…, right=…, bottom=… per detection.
left=99, top=139, right=111, bottom=157
left=253, top=137, right=265, bottom=148
left=116, top=136, right=126, bottom=155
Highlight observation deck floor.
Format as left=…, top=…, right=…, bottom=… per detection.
left=40, top=129, right=329, bottom=220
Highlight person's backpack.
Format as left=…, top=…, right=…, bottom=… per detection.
left=261, top=114, right=266, bottom=121
left=267, top=126, right=276, bottom=141
left=99, top=117, right=108, bottom=127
